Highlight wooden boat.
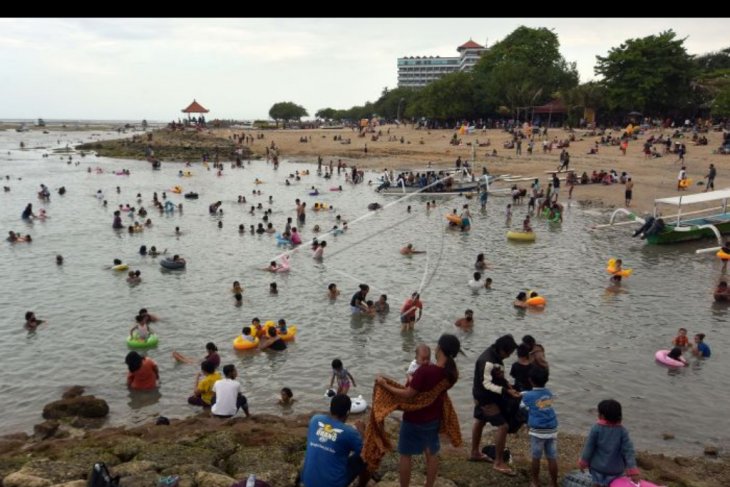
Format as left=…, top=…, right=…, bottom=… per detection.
left=605, top=189, right=730, bottom=246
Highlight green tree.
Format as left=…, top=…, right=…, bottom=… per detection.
left=694, top=47, right=730, bottom=73
left=473, top=26, right=578, bottom=116
left=372, top=87, right=418, bottom=120
left=595, top=30, right=695, bottom=115
left=712, top=85, right=730, bottom=117
left=315, top=108, right=337, bottom=120
left=268, top=102, right=308, bottom=127
left=405, top=72, right=477, bottom=122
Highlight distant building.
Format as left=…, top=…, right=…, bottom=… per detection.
left=397, top=40, right=487, bottom=88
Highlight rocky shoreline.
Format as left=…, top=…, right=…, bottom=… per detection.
left=75, top=129, right=252, bottom=163
left=0, top=388, right=726, bottom=487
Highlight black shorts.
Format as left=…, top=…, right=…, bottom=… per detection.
left=625, top=190, right=632, bottom=199
left=473, top=403, right=506, bottom=426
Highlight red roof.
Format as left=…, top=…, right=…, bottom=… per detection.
left=458, top=40, right=484, bottom=50
left=181, top=100, right=209, bottom=113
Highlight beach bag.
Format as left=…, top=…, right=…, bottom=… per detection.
left=87, top=462, right=120, bottom=487
left=481, top=445, right=511, bottom=463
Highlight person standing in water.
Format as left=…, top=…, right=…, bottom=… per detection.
left=400, top=292, right=423, bottom=331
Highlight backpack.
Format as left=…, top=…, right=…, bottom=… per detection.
left=87, top=462, right=120, bottom=487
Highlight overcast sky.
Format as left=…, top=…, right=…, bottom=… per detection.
left=1, top=18, right=727, bottom=121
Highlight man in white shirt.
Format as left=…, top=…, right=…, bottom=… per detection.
left=677, top=166, right=687, bottom=191
left=211, top=364, right=249, bottom=418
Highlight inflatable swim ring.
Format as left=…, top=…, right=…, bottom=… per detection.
left=277, top=325, right=298, bottom=342
left=183, top=171, right=193, bottom=177
left=606, top=258, right=633, bottom=277
left=112, top=264, right=129, bottom=272
left=717, top=249, right=730, bottom=261
left=160, top=258, right=185, bottom=270
left=350, top=395, right=367, bottom=414
left=233, top=335, right=259, bottom=350
left=127, top=333, right=158, bottom=349
left=446, top=214, right=462, bottom=225
left=309, top=191, right=319, bottom=196
left=170, top=186, right=182, bottom=194
left=655, top=349, right=686, bottom=368
left=312, top=203, right=329, bottom=211
left=678, top=178, right=692, bottom=189
left=255, top=180, right=264, bottom=185
left=506, top=230, right=536, bottom=242
left=330, top=187, right=342, bottom=191
left=184, top=192, right=199, bottom=199
left=610, top=476, right=661, bottom=487
left=276, top=256, right=290, bottom=272
left=525, top=296, right=546, bottom=307
left=275, top=233, right=291, bottom=246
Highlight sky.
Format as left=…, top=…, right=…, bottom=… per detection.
left=1, top=18, right=727, bottom=121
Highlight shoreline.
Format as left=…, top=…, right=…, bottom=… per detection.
left=74, top=124, right=730, bottom=215
left=1, top=392, right=727, bottom=487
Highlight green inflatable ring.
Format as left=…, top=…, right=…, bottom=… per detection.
left=127, top=333, right=159, bottom=349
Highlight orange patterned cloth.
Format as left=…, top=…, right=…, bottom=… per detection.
left=362, top=376, right=461, bottom=471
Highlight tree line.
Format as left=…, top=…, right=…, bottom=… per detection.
left=270, top=26, right=730, bottom=126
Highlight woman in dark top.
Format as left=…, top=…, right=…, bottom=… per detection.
left=350, top=284, right=369, bottom=314
left=259, top=326, right=287, bottom=351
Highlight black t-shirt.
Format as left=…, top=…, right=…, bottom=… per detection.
left=510, top=362, right=532, bottom=392
left=350, top=291, right=366, bottom=307
left=269, top=338, right=287, bottom=351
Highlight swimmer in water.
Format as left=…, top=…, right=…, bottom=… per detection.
left=328, top=283, right=340, bottom=299
left=232, top=281, right=243, bottom=294
left=514, top=291, right=528, bottom=309
left=270, top=282, right=278, bottom=295
left=400, top=243, right=426, bottom=255
left=454, top=309, right=474, bottom=329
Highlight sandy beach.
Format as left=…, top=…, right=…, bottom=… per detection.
left=222, top=124, right=728, bottom=215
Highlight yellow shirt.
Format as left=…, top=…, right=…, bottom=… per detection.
left=197, top=371, right=222, bottom=405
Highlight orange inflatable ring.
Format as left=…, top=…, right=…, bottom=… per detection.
left=717, top=250, right=730, bottom=261
left=525, top=296, right=546, bottom=307
left=446, top=214, right=462, bottom=225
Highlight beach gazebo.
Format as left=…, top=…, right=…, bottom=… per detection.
left=181, top=99, right=209, bottom=121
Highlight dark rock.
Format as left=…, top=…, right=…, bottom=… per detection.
left=661, top=432, right=675, bottom=440
left=62, top=386, right=85, bottom=400
left=42, top=395, right=109, bottom=420
left=33, top=420, right=59, bottom=440
left=704, top=445, right=719, bottom=456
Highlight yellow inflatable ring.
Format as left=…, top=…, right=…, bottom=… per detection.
left=506, top=231, right=536, bottom=242
left=446, top=214, right=462, bottom=225
left=717, top=250, right=730, bottom=261
left=678, top=178, right=692, bottom=188
left=260, top=320, right=297, bottom=341
left=607, top=267, right=633, bottom=277
left=233, top=335, right=259, bottom=350
left=526, top=296, right=546, bottom=307
left=170, top=186, right=182, bottom=194
left=112, top=264, right=129, bottom=271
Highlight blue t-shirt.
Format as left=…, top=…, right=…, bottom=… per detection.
left=697, top=342, right=711, bottom=358
left=302, top=414, right=363, bottom=487
left=520, top=387, right=558, bottom=434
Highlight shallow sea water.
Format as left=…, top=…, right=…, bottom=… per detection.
left=0, top=128, right=727, bottom=454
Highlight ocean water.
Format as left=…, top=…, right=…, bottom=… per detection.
left=0, top=128, right=726, bottom=455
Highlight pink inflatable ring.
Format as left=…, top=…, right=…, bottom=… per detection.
left=655, top=349, right=686, bottom=368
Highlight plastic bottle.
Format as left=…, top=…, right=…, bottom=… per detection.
left=246, top=474, right=256, bottom=487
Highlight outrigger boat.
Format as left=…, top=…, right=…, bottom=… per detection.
left=604, top=189, right=730, bottom=247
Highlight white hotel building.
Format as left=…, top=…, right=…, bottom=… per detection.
left=397, top=40, right=487, bottom=88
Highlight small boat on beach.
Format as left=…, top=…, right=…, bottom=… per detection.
left=604, top=189, right=730, bottom=246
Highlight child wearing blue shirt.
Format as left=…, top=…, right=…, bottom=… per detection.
left=520, top=366, right=558, bottom=487
left=692, top=333, right=711, bottom=358
left=579, top=399, right=640, bottom=486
